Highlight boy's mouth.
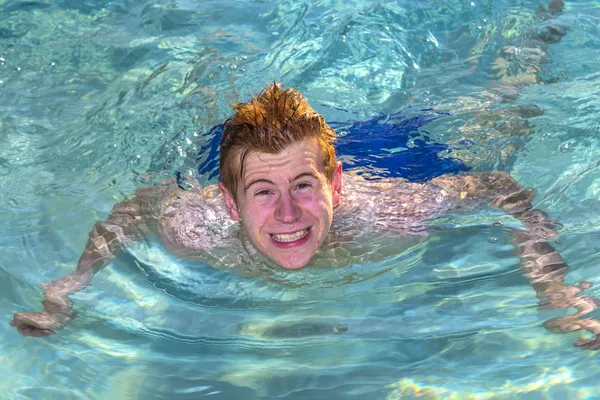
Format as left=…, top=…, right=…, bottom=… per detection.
left=271, top=227, right=311, bottom=243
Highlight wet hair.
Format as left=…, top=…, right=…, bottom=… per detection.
left=219, top=83, right=337, bottom=197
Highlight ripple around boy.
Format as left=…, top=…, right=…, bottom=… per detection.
left=10, top=83, right=600, bottom=350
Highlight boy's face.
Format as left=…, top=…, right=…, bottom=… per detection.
left=219, top=139, right=342, bottom=269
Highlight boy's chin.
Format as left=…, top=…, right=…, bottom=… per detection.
left=277, top=263, right=309, bottom=270
left=271, top=254, right=314, bottom=270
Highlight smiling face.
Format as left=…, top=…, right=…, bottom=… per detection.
left=219, top=139, right=342, bottom=269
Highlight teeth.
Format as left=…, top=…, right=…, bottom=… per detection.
left=272, top=229, right=309, bottom=243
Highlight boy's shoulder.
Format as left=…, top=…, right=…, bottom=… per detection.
left=337, top=171, right=450, bottom=235
left=154, top=181, right=237, bottom=255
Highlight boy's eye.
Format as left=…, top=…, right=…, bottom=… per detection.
left=255, top=189, right=271, bottom=196
left=296, top=183, right=312, bottom=190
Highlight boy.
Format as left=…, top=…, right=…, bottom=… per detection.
left=10, top=83, right=600, bottom=350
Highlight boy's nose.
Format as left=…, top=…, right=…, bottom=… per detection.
left=274, top=193, right=301, bottom=223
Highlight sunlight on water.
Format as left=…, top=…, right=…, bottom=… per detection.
left=2, top=0, right=600, bottom=398
left=386, top=367, right=580, bottom=399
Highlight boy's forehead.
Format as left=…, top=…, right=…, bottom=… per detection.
left=240, top=140, right=325, bottom=181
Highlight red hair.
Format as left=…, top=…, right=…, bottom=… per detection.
left=219, top=83, right=337, bottom=196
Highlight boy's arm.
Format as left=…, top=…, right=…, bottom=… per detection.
left=9, top=186, right=165, bottom=337
left=431, top=172, right=600, bottom=350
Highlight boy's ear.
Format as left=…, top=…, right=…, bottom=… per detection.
left=218, top=182, right=240, bottom=221
left=331, top=162, right=343, bottom=207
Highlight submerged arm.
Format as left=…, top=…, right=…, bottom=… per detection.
left=432, top=172, right=600, bottom=350
left=10, top=185, right=165, bottom=336
left=512, top=226, right=600, bottom=350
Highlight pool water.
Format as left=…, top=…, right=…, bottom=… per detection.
left=2, top=0, right=600, bottom=399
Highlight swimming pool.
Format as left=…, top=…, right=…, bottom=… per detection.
left=2, top=0, right=600, bottom=398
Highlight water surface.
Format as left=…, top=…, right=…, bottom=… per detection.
left=2, top=0, right=600, bottom=399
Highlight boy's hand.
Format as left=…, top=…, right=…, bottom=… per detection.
left=9, top=311, right=62, bottom=337
left=574, top=336, right=600, bottom=350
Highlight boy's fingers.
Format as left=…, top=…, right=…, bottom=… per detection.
left=578, top=281, right=593, bottom=290
left=574, top=339, right=591, bottom=347
left=574, top=338, right=600, bottom=350
left=18, top=325, right=40, bottom=336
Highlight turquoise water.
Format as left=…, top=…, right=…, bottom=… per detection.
left=2, top=0, right=600, bottom=398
